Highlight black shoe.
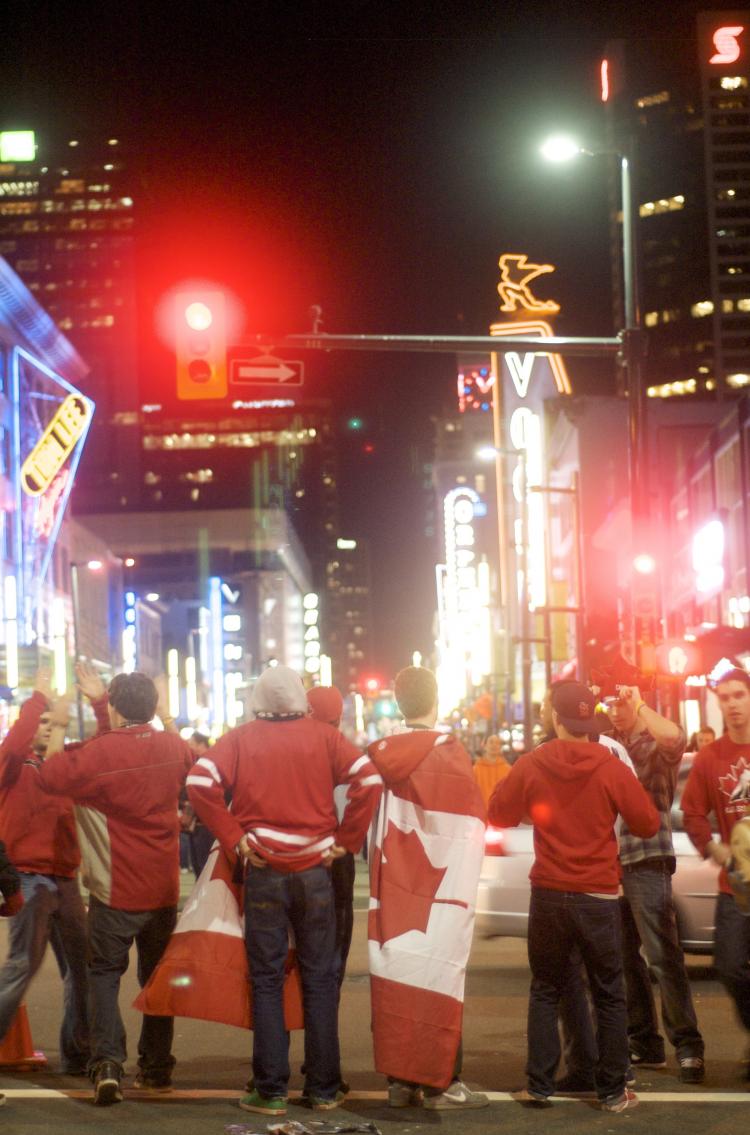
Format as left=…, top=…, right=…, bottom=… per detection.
left=555, top=1072, right=596, bottom=1096
left=679, top=1057, right=705, bottom=1084
left=629, top=1051, right=666, bottom=1069
left=93, top=1061, right=123, bottom=1107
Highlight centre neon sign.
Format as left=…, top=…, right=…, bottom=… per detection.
left=21, top=393, right=91, bottom=496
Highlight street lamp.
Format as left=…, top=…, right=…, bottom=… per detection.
left=69, top=559, right=104, bottom=738
left=541, top=133, right=649, bottom=656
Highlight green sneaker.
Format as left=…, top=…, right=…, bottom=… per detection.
left=239, top=1089, right=287, bottom=1115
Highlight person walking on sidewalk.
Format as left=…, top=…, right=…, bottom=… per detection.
left=187, top=664, right=382, bottom=1117
left=489, top=680, right=659, bottom=1113
left=608, top=683, right=705, bottom=1082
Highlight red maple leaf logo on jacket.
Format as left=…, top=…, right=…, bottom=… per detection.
left=369, top=823, right=446, bottom=945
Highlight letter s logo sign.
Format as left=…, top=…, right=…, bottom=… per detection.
left=710, top=25, right=745, bottom=65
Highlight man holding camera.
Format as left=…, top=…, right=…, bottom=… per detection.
left=607, top=685, right=704, bottom=1082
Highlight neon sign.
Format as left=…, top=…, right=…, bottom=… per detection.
left=710, top=25, right=745, bottom=64
left=21, top=393, right=91, bottom=496
left=600, top=59, right=610, bottom=102
left=497, top=254, right=560, bottom=315
left=693, top=518, right=725, bottom=595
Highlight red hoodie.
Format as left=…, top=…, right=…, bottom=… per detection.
left=0, top=691, right=109, bottom=877
left=489, top=739, right=660, bottom=895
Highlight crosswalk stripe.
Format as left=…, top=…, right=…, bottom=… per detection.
left=1, top=1088, right=749, bottom=1103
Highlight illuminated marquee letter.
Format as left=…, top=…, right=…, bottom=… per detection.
left=710, top=25, right=744, bottom=64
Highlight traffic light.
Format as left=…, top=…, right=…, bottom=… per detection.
left=175, top=289, right=227, bottom=400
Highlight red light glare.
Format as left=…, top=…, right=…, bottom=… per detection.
left=633, top=553, right=657, bottom=575
left=185, top=301, right=212, bottom=331
left=365, top=677, right=379, bottom=692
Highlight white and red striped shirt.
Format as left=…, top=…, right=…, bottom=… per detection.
left=187, top=717, right=382, bottom=872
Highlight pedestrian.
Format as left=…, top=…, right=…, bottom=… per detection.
left=15, top=671, right=193, bottom=1106
left=473, top=734, right=511, bottom=807
left=368, top=665, right=488, bottom=1110
left=489, top=680, right=659, bottom=1112
left=681, top=668, right=750, bottom=1074
left=183, top=732, right=215, bottom=876
left=607, top=681, right=705, bottom=1081
left=0, top=664, right=108, bottom=1077
left=687, top=726, right=716, bottom=753
left=306, top=686, right=356, bottom=992
left=187, top=664, right=382, bottom=1117
left=0, top=837, right=22, bottom=1109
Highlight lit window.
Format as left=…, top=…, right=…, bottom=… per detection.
left=728, top=373, right=750, bottom=387
left=738, top=298, right=750, bottom=312
left=639, top=195, right=685, bottom=218
left=723, top=299, right=735, bottom=312
left=645, top=311, right=659, bottom=327
left=691, top=300, right=714, bottom=317
left=721, top=76, right=748, bottom=90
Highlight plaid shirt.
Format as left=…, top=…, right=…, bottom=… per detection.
left=614, top=722, right=686, bottom=868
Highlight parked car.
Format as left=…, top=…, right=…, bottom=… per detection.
left=475, top=755, right=720, bottom=954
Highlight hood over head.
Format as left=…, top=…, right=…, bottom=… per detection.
left=250, top=665, right=308, bottom=719
left=531, top=738, right=616, bottom=782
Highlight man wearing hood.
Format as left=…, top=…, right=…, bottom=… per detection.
left=187, top=665, right=382, bottom=1117
left=367, top=666, right=488, bottom=1110
left=489, top=680, right=659, bottom=1113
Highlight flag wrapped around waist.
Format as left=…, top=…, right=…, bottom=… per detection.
left=368, top=739, right=485, bottom=1088
left=134, top=844, right=303, bottom=1029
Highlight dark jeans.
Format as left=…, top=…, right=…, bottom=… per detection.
left=330, top=852, right=355, bottom=990
left=244, top=863, right=340, bottom=1100
left=714, top=891, right=750, bottom=1033
left=621, top=863, right=703, bottom=1061
left=189, top=825, right=215, bottom=878
left=559, top=950, right=597, bottom=1077
left=87, top=896, right=176, bottom=1081
left=527, top=888, right=628, bottom=1103
left=0, top=873, right=89, bottom=1072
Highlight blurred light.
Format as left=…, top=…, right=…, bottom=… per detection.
left=600, top=58, right=610, bottom=101
left=412, top=650, right=423, bottom=667
left=303, top=592, right=319, bottom=609
left=184, top=301, right=212, bottom=332
left=337, top=538, right=357, bottom=550
left=167, top=648, right=180, bottom=718
left=347, top=417, right=363, bottom=430
left=87, top=559, right=103, bottom=571
left=124, top=557, right=135, bottom=567
left=633, top=553, right=657, bottom=575
left=145, top=592, right=160, bottom=602
left=476, top=445, right=498, bottom=461
left=540, top=135, right=581, bottom=163
left=0, top=130, right=35, bottom=161
left=693, top=518, right=725, bottom=595
left=223, top=614, right=241, bottom=633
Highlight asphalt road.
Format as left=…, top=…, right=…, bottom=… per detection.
left=1, top=865, right=749, bottom=1134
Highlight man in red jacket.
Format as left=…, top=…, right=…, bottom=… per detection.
left=489, top=680, right=659, bottom=1113
left=187, top=664, right=382, bottom=1117
left=0, top=664, right=108, bottom=1075
left=27, top=671, right=193, bottom=1106
left=681, top=667, right=750, bottom=1069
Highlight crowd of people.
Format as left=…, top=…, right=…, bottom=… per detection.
left=0, top=657, right=749, bottom=1117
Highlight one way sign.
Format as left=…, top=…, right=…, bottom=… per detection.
left=229, top=352, right=304, bottom=386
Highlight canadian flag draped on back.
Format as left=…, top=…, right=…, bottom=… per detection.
left=367, top=730, right=486, bottom=1088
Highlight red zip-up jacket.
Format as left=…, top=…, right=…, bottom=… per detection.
left=187, top=717, right=382, bottom=871
left=489, top=739, right=660, bottom=894
left=32, top=725, right=193, bottom=910
left=681, top=734, right=750, bottom=895
left=0, top=691, right=109, bottom=877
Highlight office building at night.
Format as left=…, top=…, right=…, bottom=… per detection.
left=601, top=10, right=750, bottom=399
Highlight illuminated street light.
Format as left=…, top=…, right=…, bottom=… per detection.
left=541, top=133, right=648, bottom=658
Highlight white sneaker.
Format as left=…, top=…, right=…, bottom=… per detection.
left=423, top=1080, right=489, bottom=1109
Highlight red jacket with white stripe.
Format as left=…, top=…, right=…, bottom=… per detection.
left=187, top=717, right=383, bottom=871
left=0, top=691, right=109, bottom=877
left=33, top=725, right=193, bottom=910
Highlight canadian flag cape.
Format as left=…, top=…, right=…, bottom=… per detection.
left=367, top=729, right=486, bottom=1089
left=134, top=844, right=303, bottom=1030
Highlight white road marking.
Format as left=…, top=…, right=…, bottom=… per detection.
left=1, top=1088, right=749, bottom=1103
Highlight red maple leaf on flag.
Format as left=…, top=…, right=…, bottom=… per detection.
left=370, top=823, right=447, bottom=945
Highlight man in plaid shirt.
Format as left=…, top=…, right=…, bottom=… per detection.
left=608, top=685, right=705, bottom=1083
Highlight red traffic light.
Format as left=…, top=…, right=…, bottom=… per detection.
left=175, top=289, right=227, bottom=400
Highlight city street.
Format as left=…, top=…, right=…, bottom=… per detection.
left=1, top=866, right=749, bottom=1134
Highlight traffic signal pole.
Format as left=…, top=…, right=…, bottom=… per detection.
left=250, top=331, right=622, bottom=358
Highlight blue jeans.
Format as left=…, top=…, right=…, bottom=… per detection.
left=0, top=873, right=89, bottom=1072
left=527, top=888, right=628, bottom=1103
left=714, top=892, right=750, bottom=1033
left=244, top=863, right=340, bottom=1100
left=621, top=864, right=703, bottom=1061
left=87, top=897, right=176, bottom=1081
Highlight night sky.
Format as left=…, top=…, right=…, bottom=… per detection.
left=2, top=0, right=718, bottom=676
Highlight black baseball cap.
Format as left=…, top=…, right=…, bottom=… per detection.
left=550, top=680, right=601, bottom=735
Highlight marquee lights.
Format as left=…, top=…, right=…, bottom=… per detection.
left=303, top=592, right=321, bottom=674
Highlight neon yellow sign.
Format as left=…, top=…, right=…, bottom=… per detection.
left=21, top=394, right=91, bottom=496
left=497, top=253, right=561, bottom=315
